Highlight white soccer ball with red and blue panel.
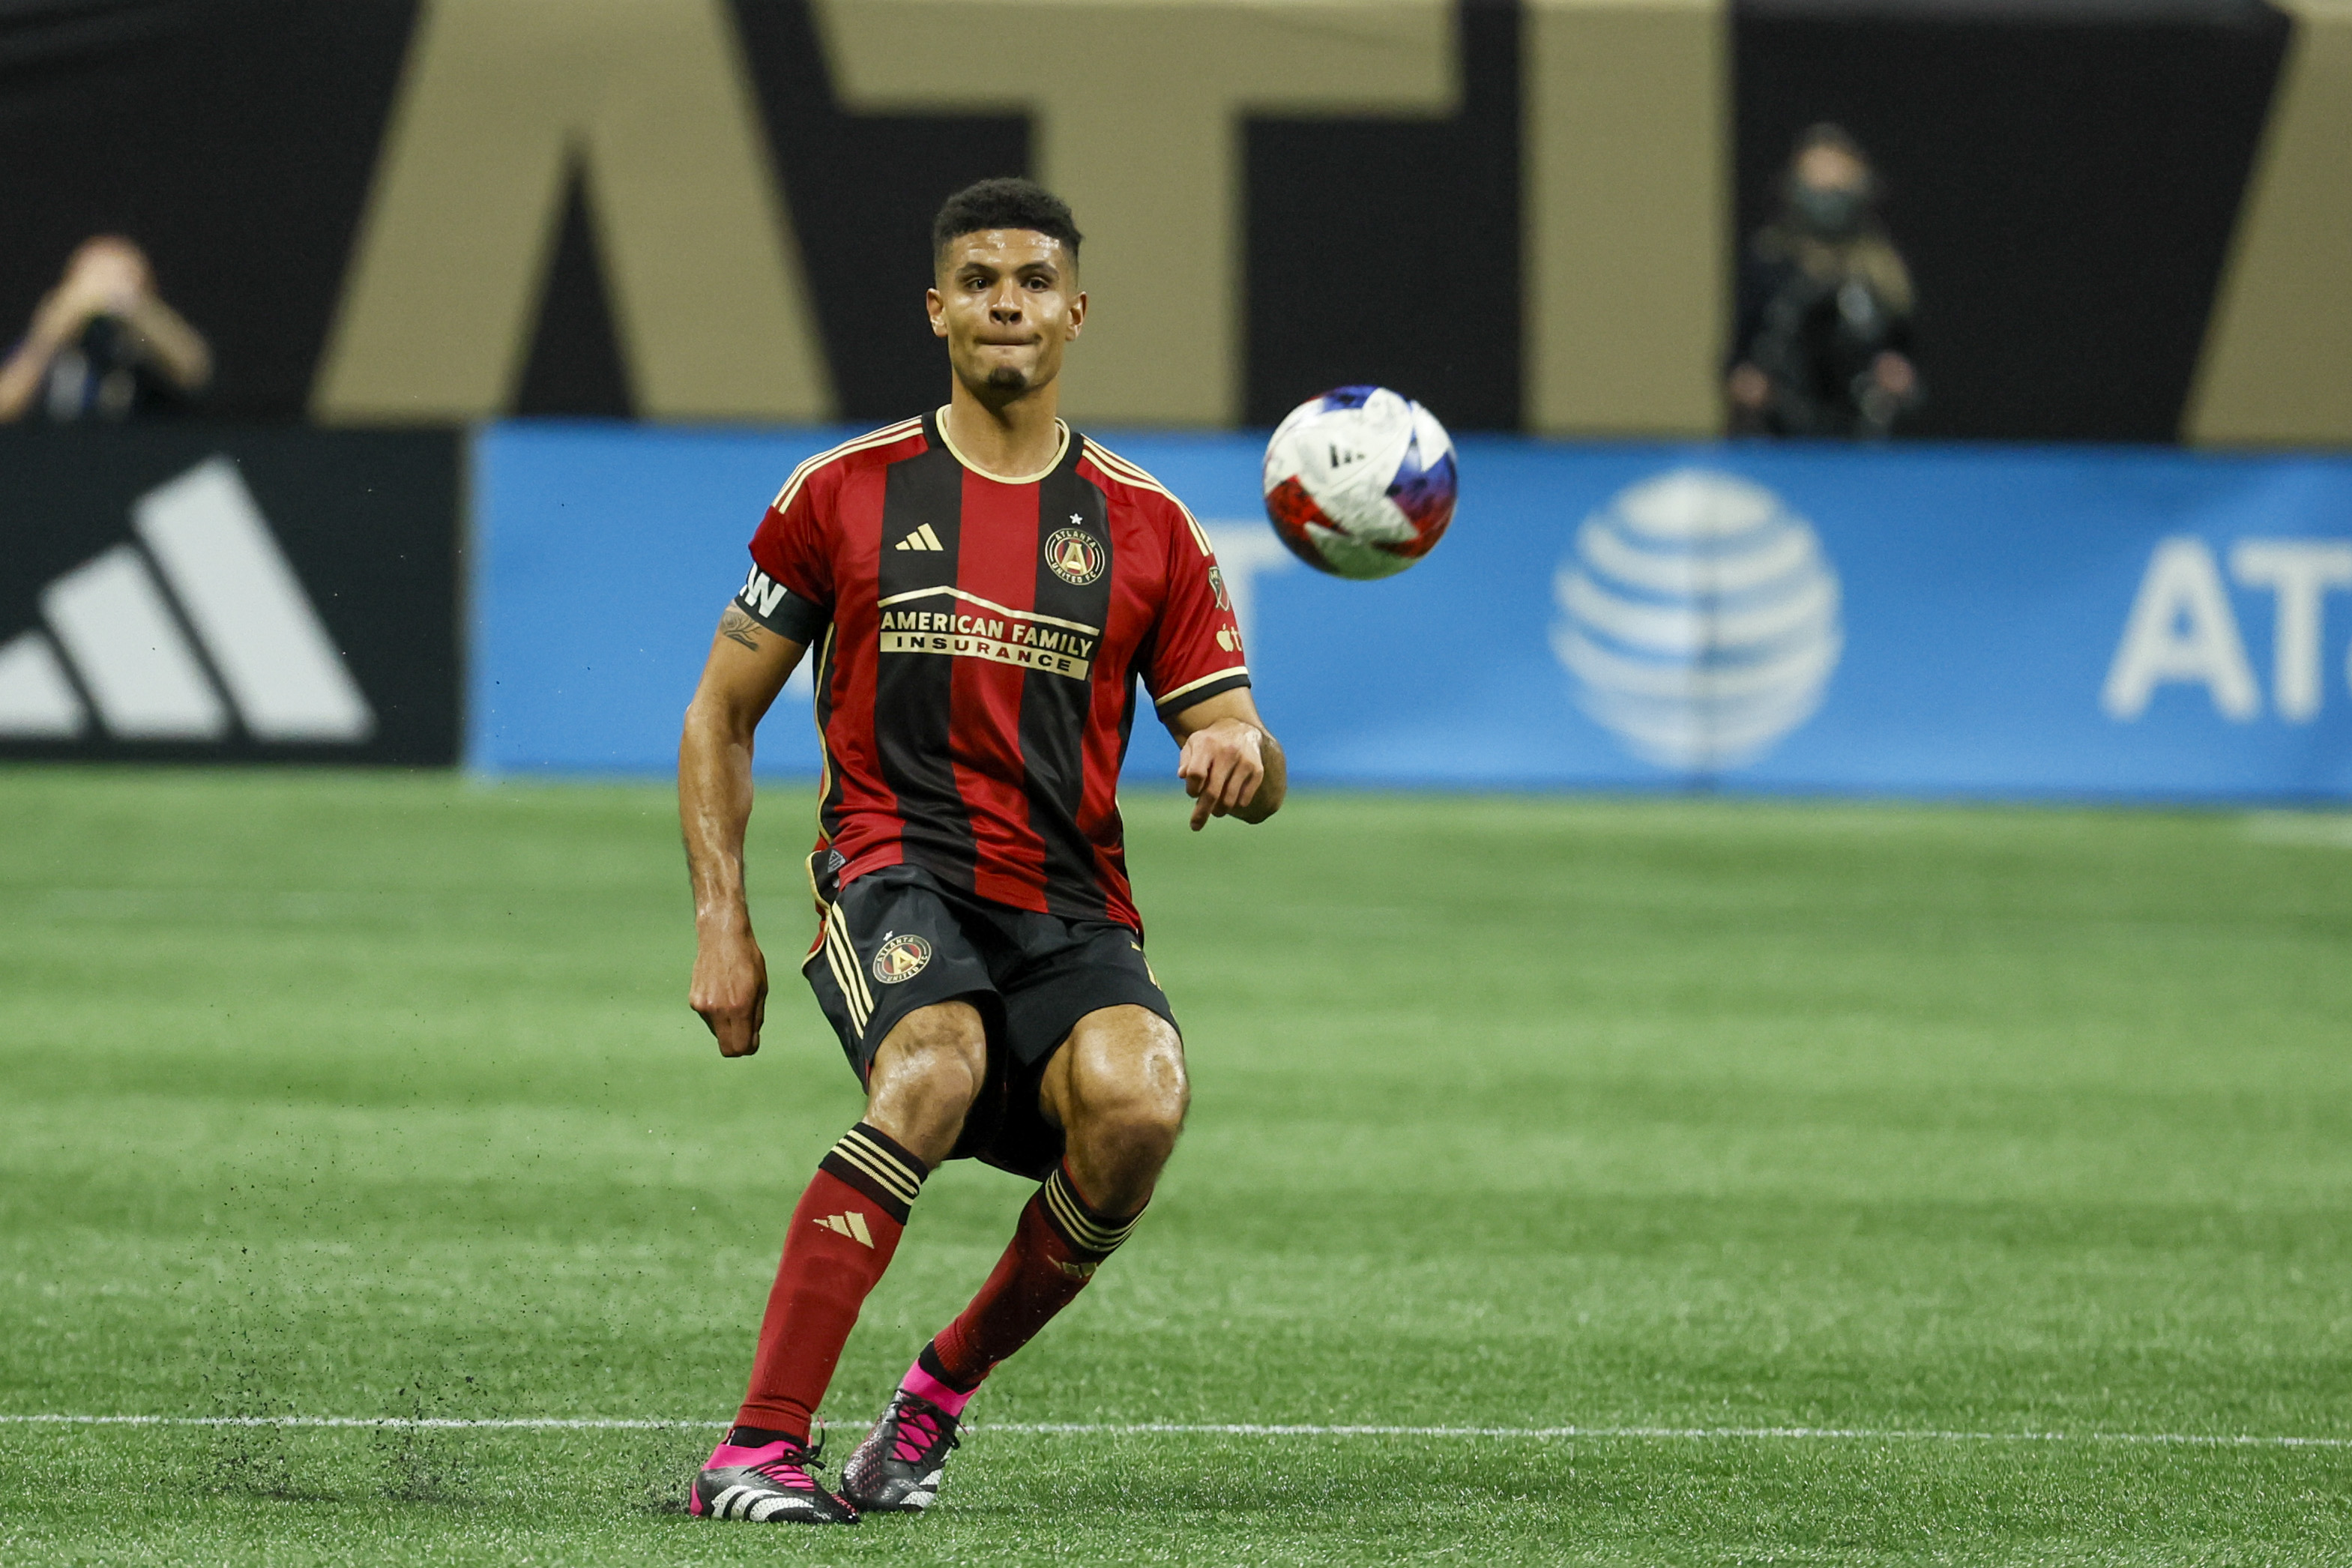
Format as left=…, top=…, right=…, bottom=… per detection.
left=1261, top=385, right=1457, bottom=580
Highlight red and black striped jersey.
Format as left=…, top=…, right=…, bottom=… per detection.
left=732, top=410, right=1250, bottom=932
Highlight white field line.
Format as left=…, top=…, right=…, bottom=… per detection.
left=2, top=1414, right=2348, bottom=1450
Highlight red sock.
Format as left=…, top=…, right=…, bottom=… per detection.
left=926, top=1163, right=1143, bottom=1393
left=734, top=1123, right=928, bottom=1440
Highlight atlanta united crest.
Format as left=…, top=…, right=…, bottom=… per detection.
left=1045, top=527, right=1106, bottom=586
left=871, top=932, right=932, bottom=985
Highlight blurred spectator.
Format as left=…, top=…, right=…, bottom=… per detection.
left=0, top=237, right=211, bottom=422
left=1727, top=126, right=1919, bottom=438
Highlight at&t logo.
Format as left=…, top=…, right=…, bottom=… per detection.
left=1552, top=470, right=1842, bottom=771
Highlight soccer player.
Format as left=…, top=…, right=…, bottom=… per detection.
left=676, top=178, right=1284, bottom=1525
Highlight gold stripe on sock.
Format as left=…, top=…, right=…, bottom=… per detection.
left=1043, top=1169, right=1139, bottom=1255
left=830, top=1130, right=922, bottom=1205
left=839, top=1126, right=924, bottom=1192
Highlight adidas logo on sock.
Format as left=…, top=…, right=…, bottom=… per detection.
left=893, top=524, right=944, bottom=552
left=0, top=456, right=374, bottom=744
left=816, top=1211, right=874, bottom=1247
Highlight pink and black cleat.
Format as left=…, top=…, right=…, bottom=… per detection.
left=840, top=1390, right=962, bottom=1513
left=690, top=1429, right=859, bottom=1525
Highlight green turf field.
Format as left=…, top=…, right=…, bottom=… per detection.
left=2, top=768, right=2348, bottom=1565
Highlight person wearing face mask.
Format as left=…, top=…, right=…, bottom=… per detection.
left=1726, top=124, right=1920, bottom=438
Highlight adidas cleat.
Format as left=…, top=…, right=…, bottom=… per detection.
left=690, top=1434, right=859, bottom=1525
left=840, top=1390, right=961, bottom=1513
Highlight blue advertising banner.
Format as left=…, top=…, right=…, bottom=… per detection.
left=474, top=423, right=2352, bottom=799
left=471, top=423, right=847, bottom=777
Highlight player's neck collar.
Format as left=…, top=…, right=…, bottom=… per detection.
left=932, top=404, right=1070, bottom=486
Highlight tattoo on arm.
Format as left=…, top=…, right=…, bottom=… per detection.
left=719, top=607, right=764, bottom=651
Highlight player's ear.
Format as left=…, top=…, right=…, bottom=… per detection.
left=926, top=286, right=947, bottom=338
left=1064, top=289, right=1085, bottom=338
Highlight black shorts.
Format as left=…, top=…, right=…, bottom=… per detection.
left=802, top=863, right=1177, bottom=1180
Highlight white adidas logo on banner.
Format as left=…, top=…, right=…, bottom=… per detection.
left=0, top=457, right=374, bottom=744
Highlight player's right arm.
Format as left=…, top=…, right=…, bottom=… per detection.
left=679, top=606, right=805, bottom=1058
left=683, top=449, right=842, bottom=1056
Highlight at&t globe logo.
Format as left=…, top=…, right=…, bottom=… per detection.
left=1552, top=470, right=1842, bottom=771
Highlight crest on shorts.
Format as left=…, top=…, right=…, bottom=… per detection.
left=1045, top=528, right=1106, bottom=586
left=872, top=932, right=932, bottom=985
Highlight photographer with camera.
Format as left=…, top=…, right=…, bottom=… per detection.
left=1727, top=125, right=1920, bottom=439
left=0, top=236, right=211, bottom=423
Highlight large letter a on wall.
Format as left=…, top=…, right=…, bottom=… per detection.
left=313, top=0, right=831, bottom=423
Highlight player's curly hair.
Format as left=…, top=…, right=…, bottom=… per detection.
left=932, top=178, right=1082, bottom=265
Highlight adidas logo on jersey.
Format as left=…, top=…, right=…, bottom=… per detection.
left=0, top=456, right=374, bottom=744
left=893, top=524, right=945, bottom=552
left=816, top=1211, right=874, bottom=1246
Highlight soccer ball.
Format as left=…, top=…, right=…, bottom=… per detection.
left=1261, top=386, right=1457, bottom=579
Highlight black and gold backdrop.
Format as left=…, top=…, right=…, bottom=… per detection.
left=0, top=0, right=2331, bottom=443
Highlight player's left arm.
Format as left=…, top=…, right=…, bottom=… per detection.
left=1168, top=688, right=1285, bottom=832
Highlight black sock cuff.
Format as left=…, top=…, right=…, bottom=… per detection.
left=819, top=1121, right=928, bottom=1224
left=726, top=1424, right=803, bottom=1450
left=1037, top=1162, right=1144, bottom=1260
left=917, top=1340, right=982, bottom=1396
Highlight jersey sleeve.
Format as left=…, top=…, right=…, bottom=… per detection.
left=1143, top=499, right=1252, bottom=720
left=733, top=469, right=835, bottom=645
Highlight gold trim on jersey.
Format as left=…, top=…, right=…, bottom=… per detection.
left=803, top=847, right=827, bottom=923
left=1084, top=438, right=1217, bottom=558
left=1154, top=664, right=1249, bottom=709
left=875, top=585, right=1100, bottom=638
left=806, top=623, right=838, bottom=911
left=932, top=405, right=1071, bottom=485
left=769, top=417, right=925, bottom=513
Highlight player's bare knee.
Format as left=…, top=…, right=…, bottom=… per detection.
left=1095, top=1090, right=1186, bottom=1166
left=1064, top=1010, right=1188, bottom=1166
left=877, top=1003, right=986, bottom=1093
left=866, top=1001, right=988, bottom=1159
left=1112, top=1042, right=1190, bottom=1149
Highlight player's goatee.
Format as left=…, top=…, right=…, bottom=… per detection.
left=985, top=367, right=1028, bottom=391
